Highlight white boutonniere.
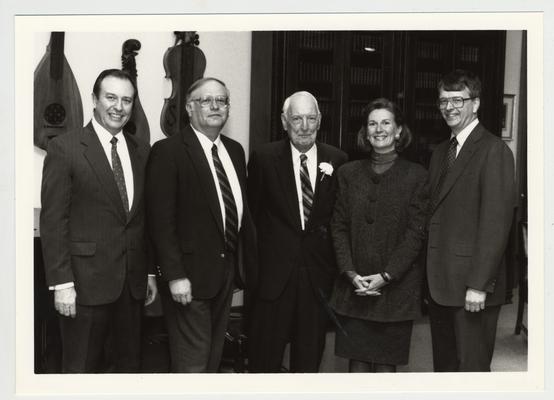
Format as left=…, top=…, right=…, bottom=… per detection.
left=319, top=162, right=334, bottom=181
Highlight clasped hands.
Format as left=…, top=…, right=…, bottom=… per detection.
left=352, top=274, right=387, bottom=296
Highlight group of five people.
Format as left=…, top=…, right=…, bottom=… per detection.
left=40, top=68, right=516, bottom=374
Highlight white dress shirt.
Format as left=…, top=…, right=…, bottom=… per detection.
left=192, top=126, right=244, bottom=231
left=452, top=118, right=479, bottom=157
left=290, top=143, right=317, bottom=230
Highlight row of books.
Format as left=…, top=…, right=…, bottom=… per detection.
left=299, top=62, right=334, bottom=82
left=414, top=71, right=443, bottom=89
left=459, top=45, right=480, bottom=63
left=350, top=66, right=382, bottom=85
left=415, top=41, right=443, bottom=60
left=298, top=32, right=334, bottom=50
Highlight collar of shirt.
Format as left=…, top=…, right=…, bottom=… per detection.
left=290, top=142, right=317, bottom=175
left=191, top=125, right=222, bottom=154
left=92, top=117, right=124, bottom=147
left=452, top=118, right=479, bottom=156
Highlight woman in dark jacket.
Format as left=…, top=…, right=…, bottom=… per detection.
left=329, top=98, right=429, bottom=372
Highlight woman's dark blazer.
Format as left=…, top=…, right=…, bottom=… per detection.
left=329, top=157, right=429, bottom=322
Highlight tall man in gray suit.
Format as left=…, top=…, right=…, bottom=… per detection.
left=40, top=69, right=157, bottom=373
left=426, top=70, right=516, bottom=372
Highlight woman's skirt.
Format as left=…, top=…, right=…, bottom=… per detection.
left=335, top=314, right=413, bottom=365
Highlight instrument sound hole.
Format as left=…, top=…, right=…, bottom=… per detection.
left=44, top=103, right=66, bottom=125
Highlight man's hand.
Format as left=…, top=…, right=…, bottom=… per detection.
left=168, top=278, right=192, bottom=306
left=465, top=288, right=487, bottom=312
left=144, top=275, right=158, bottom=306
left=54, top=287, right=77, bottom=318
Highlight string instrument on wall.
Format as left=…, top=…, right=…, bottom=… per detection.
left=161, top=31, right=206, bottom=137
left=34, top=32, right=83, bottom=150
left=121, top=39, right=150, bottom=144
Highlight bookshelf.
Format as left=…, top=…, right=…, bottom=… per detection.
left=250, top=30, right=506, bottom=165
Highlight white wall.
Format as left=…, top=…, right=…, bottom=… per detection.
left=504, top=31, right=523, bottom=166
left=33, top=31, right=252, bottom=207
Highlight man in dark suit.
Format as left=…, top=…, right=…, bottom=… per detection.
left=40, top=69, right=157, bottom=373
left=247, top=91, right=348, bottom=372
left=426, top=69, right=516, bottom=372
left=145, top=77, right=256, bottom=373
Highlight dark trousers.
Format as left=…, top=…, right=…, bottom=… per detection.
left=58, top=281, right=142, bottom=373
left=248, top=267, right=328, bottom=373
left=160, top=255, right=235, bottom=373
left=428, top=297, right=501, bottom=372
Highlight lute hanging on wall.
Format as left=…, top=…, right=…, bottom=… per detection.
left=121, top=39, right=150, bottom=143
left=161, top=31, right=206, bottom=137
left=34, top=32, right=83, bottom=150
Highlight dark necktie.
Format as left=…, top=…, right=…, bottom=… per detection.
left=300, top=153, right=313, bottom=227
left=110, top=136, right=129, bottom=214
left=212, top=144, right=239, bottom=252
left=431, top=136, right=458, bottom=210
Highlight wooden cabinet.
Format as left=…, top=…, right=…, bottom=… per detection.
left=249, top=30, right=506, bottom=165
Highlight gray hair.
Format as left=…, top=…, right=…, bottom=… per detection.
left=282, top=91, right=321, bottom=115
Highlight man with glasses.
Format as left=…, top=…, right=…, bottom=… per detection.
left=426, top=69, right=516, bottom=371
left=247, top=91, right=347, bottom=372
left=145, top=77, right=256, bottom=372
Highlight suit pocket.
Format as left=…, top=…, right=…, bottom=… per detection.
left=70, top=241, right=96, bottom=256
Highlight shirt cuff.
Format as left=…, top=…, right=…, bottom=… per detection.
left=49, top=282, right=75, bottom=291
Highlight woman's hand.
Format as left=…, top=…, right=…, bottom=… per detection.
left=352, top=274, right=381, bottom=296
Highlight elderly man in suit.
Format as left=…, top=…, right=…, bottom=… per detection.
left=247, top=91, right=348, bottom=373
left=40, top=69, right=157, bottom=373
left=145, top=77, right=256, bottom=373
left=426, top=69, right=516, bottom=372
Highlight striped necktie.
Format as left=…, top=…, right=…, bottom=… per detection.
left=212, top=144, right=238, bottom=252
left=300, top=153, right=313, bottom=228
left=110, top=136, right=129, bottom=215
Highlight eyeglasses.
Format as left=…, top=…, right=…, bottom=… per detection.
left=190, top=96, right=230, bottom=108
left=289, top=115, right=319, bottom=126
left=437, top=96, right=476, bottom=110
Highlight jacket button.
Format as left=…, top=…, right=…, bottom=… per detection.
left=366, top=217, right=374, bottom=224
left=220, top=253, right=225, bottom=258
left=372, top=176, right=380, bottom=184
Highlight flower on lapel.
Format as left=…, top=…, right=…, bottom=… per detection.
left=319, top=162, right=334, bottom=181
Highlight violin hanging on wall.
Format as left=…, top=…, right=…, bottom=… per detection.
left=160, top=31, right=206, bottom=137
left=34, top=32, right=83, bottom=150
left=121, top=39, right=150, bottom=144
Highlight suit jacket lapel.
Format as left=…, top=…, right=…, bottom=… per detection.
left=81, top=123, right=127, bottom=221
left=276, top=140, right=302, bottom=231
left=436, top=124, right=483, bottom=207
left=182, top=126, right=225, bottom=237
left=125, top=132, right=144, bottom=221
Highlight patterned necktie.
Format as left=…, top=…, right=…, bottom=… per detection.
left=300, top=153, right=313, bottom=227
left=110, top=136, right=129, bottom=214
left=431, top=136, right=458, bottom=210
left=212, top=144, right=239, bottom=252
